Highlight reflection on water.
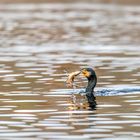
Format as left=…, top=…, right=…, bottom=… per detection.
left=0, top=2, right=140, bottom=140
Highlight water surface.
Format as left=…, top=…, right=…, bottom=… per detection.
left=0, top=3, right=140, bottom=140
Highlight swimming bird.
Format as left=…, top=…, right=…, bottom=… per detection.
left=66, top=68, right=140, bottom=109
left=81, top=68, right=97, bottom=108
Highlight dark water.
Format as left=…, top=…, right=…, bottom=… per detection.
left=0, top=3, right=140, bottom=140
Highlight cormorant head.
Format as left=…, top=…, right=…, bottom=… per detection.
left=81, top=68, right=97, bottom=81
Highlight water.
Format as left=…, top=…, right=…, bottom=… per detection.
left=0, top=2, right=140, bottom=140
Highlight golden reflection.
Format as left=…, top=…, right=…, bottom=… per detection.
left=68, top=94, right=94, bottom=110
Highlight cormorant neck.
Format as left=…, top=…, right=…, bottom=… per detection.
left=85, top=76, right=97, bottom=109
left=86, top=76, right=97, bottom=93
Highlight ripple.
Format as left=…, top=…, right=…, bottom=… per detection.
left=5, top=93, right=40, bottom=96
left=3, top=100, right=47, bottom=103
left=12, top=82, right=31, bottom=85
left=24, top=75, right=43, bottom=78
left=40, top=135, right=90, bottom=139
left=0, top=132, right=61, bottom=137
left=0, top=70, right=13, bottom=73
left=102, top=136, right=140, bottom=140
left=95, top=120, right=140, bottom=124
left=46, top=126, right=74, bottom=130
left=0, top=121, right=25, bottom=125
left=0, top=129, right=17, bottom=133
left=125, top=100, right=140, bottom=103
left=120, top=115, right=140, bottom=119
left=33, top=122, right=67, bottom=127
left=48, top=110, right=93, bottom=115
left=98, top=104, right=121, bottom=107
left=14, top=109, right=57, bottom=113
left=0, top=114, right=36, bottom=117
left=0, top=108, right=12, bottom=111
left=75, top=128, right=112, bottom=132
left=4, top=74, right=24, bottom=77
left=131, top=103, right=140, bottom=106
left=95, top=125, right=123, bottom=129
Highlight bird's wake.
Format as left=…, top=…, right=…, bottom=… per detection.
left=72, top=86, right=140, bottom=96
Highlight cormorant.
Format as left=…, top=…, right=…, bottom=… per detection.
left=81, top=68, right=97, bottom=109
